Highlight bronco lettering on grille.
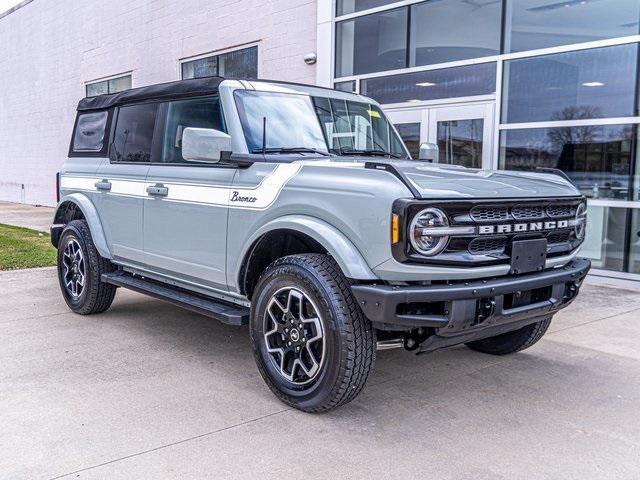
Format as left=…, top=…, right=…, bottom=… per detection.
left=478, top=220, right=568, bottom=235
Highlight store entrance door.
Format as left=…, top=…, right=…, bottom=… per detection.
left=387, top=102, right=494, bottom=169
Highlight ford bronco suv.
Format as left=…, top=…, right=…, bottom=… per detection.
left=52, top=77, right=590, bottom=412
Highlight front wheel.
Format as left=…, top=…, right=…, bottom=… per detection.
left=250, top=254, right=376, bottom=413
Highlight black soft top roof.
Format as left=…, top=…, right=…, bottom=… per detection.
left=77, top=76, right=224, bottom=111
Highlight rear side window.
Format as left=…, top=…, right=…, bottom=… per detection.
left=73, top=111, right=108, bottom=152
left=112, top=103, right=159, bottom=163
left=161, top=96, right=224, bottom=164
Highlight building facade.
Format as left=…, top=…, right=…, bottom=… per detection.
left=1, top=0, right=639, bottom=280
left=316, top=0, right=640, bottom=280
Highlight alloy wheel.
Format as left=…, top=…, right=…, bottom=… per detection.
left=263, top=287, right=326, bottom=385
left=62, top=238, right=86, bottom=298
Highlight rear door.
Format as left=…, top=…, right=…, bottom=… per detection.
left=94, top=102, right=159, bottom=265
left=143, top=95, right=236, bottom=290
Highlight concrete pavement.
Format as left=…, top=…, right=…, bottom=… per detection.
left=1, top=267, right=640, bottom=479
left=0, top=200, right=54, bottom=232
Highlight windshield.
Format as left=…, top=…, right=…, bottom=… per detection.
left=234, top=90, right=409, bottom=158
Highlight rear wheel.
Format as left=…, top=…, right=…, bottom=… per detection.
left=57, top=220, right=117, bottom=315
left=250, top=254, right=376, bottom=413
left=465, top=317, right=552, bottom=355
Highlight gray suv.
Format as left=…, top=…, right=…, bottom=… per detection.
left=52, top=77, right=590, bottom=412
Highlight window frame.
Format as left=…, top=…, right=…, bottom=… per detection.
left=85, top=73, right=132, bottom=98
left=179, top=43, right=260, bottom=80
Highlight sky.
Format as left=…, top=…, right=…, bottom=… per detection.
left=0, top=0, right=24, bottom=15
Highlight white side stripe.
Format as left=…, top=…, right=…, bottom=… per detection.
left=59, top=163, right=302, bottom=210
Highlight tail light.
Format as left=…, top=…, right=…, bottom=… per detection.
left=56, top=172, right=60, bottom=202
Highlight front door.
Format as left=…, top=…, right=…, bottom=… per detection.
left=143, top=95, right=235, bottom=291
left=387, top=102, right=494, bottom=169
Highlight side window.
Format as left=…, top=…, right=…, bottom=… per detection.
left=73, top=111, right=108, bottom=152
left=161, top=96, right=224, bottom=164
left=111, top=103, right=158, bottom=163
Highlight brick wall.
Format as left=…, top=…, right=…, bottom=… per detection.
left=0, top=0, right=318, bottom=206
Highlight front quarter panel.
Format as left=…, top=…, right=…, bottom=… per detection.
left=226, top=160, right=412, bottom=291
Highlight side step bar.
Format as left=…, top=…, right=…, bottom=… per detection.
left=101, top=271, right=250, bottom=326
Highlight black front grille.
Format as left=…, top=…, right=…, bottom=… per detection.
left=468, top=236, right=507, bottom=255
left=512, top=204, right=544, bottom=220
left=546, top=205, right=574, bottom=218
left=470, top=206, right=509, bottom=222
left=394, top=196, right=584, bottom=267
left=547, top=230, right=572, bottom=244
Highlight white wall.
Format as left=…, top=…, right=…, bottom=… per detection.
left=0, top=0, right=318, bottom=206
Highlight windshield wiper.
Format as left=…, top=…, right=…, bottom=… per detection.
left=340, top=148, right=403, bottom=159
left=251, top=147, right=333, bottom=157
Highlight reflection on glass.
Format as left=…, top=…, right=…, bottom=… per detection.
left=86, top=75, right=131, bottom=97
left=629, top=210, right=640, bottom=274
left=394, top=123, right=420, bottom=159
left=437, top=119, right=483, bottom=168
left=582, top=205, right=630, bottom=273
left=409, top=0, right=501, bottom=67
left=337, top=0, right=396, bottom=16
left=181, top=47, right=258, bottom=79
left=335, top=8, right=408, bottom=77
left=334, top=81, right=356, bottom=93
left=504, top=0, right=640, bottom=53
left=500, top=125, right=637, bottom=200
left=361, top=63, right=496, bottom=105
left=502, top=44, right=638, bottom=123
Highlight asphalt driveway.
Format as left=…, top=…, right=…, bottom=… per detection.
left=2, top=267, right=640, bottom=479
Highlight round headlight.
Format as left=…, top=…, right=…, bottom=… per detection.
left=409, top=208, right=450, bottom=256
left=575, top=203, right=587, bottom=240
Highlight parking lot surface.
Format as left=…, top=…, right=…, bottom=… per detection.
left=2, top=267, right=640, bottom=479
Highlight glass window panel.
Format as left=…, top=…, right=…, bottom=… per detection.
left=361, top=63, right=496, bottom=104
left=161, top=96, right=225, bottom=164
left=581, top=205, right=631, bottom=273
left=629, top=209, right=640, bottom=274
left=108, top=75, right=131, bottom=93
left=85, top=80, right=108, bottom=98
left=182, top=56, right=217, bottom=79
left=409, top=0, right=501, bottom=67
left=499, top=124, right=637, bottom=200
left=437, top=119, right=483, bottom=168
left=394, top=123, right=420, bottom=159
left=73, top=111, right=108, bottom=152
left=337, top=0, right=396, bottom=16
left=234, top=91, right=327, bottom=153
left=112, top=103, right=158, bottom=163
left=505, top=0, right=640, bottom=53
left=334, top=80, right=356, bottom=93
left=218, top=46, right=258, bottom=78
left=502, top=44, right=638, bottom=123
left=335, top=7, right=408, bottom=77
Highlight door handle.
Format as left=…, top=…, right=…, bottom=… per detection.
left=147, top=184, right=168, bottom=197
left=95, top=180, right=112, bottom=191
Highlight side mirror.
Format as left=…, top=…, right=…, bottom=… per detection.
left=418, top=142, right=439, bottom=162
left=182, top=127, right=232, bottom=163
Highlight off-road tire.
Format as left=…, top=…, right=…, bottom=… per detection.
left=250, top=254, right=376, bottom=413
left=57, top=219, right=117, bottom=315
left=465, top=317, right=552, bottom=355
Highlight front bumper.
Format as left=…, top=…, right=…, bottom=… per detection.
left=351, top=258, right=590, bottom=335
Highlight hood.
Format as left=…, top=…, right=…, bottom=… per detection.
left=308, top=157, right=580, bottom=199
left=398, top=162, right=580, bottom=199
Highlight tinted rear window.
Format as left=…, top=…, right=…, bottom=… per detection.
left=73, top=111, right=108, bottom=152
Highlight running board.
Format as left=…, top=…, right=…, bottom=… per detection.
left=101, top=271, right=249, bottom=326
